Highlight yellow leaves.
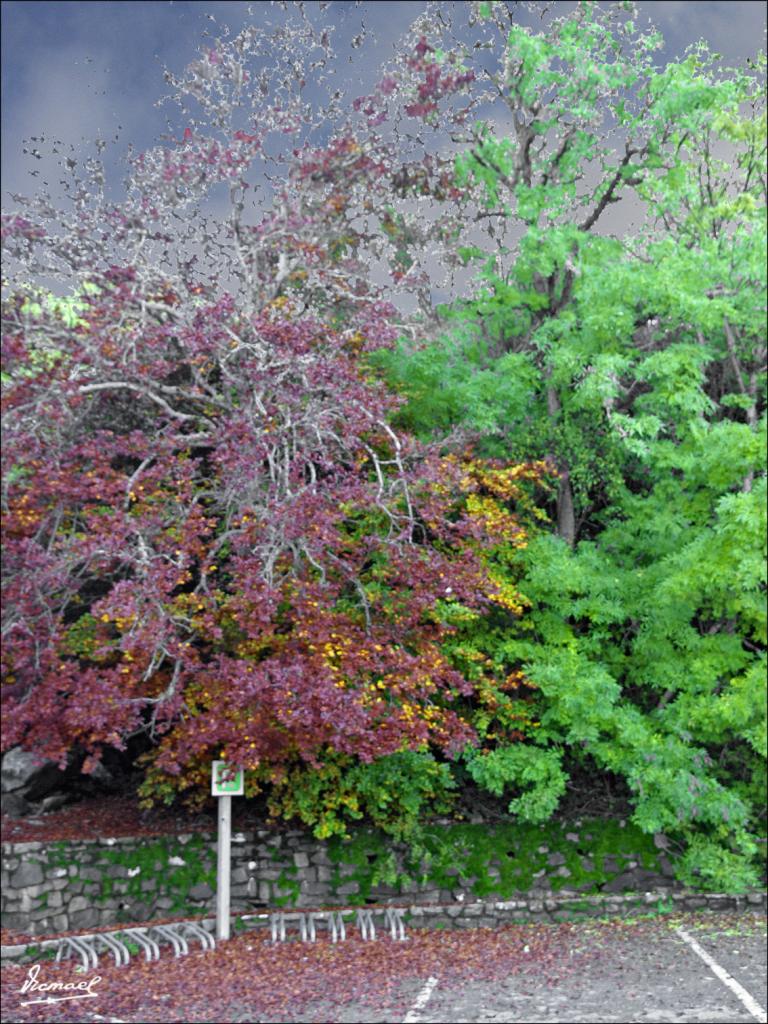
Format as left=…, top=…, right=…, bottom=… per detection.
left=484, top=569, right=530, bottom=615
left=466, top=493, right=522, bottom=541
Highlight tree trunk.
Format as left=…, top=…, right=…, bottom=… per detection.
left=547, top=385, right=576, bottom=546
left=557, top=467, right=576, bottom=546
left=723, top=319, right=758, bottom=493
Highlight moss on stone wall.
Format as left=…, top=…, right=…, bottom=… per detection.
left=327, top=817, right=664, bottom=903
left=47, top=834, right=216, bottom=916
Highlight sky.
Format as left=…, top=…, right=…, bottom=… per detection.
left=2, top=0, right=766, bottom=206
left=1, top=0, right=766, bottom=310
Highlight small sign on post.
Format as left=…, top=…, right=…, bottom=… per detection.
left=212, top=761, right=243, bottom=941
left=211, top=760, right=244, bottom=798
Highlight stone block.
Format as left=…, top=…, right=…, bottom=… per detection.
left=68, top=895, right=89, bottom=913
left=305, top=881, right=331, bottom=897
left=10, top=862, right=44, bottom=887
left=70, top=908, right=100, bottom=930
left=188, top=882, right=214, bottom=901
left=273, top=886, right=298, bottom=901
left=1, top=748, right=61, bottom=799
left=127, top=902, right=151, bottom=922
left=654, top=855, right=673, bottom=877
left=230, top=867, right=248, bottom=885
left=293, top=852, right=310, bottom=869
left=29, top=905, right=56, bottom=921
left=603, top=869, right=663, bottom=893
left=370, top=884, right=399, bottom=897
left=19, top=883, right=46, bottom=899
left=335, top=881, right=359, bottom=895
left=2, top=792, right=32, bottom=818
left=2, top=912, right=32, bottom=931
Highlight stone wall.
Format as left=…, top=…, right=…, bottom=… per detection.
left=2, top=892, right=766, bottom=968
left=0, top=819, right=723, bottom=937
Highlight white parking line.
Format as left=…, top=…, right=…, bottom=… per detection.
left=403, top=976, right=439, bottom=1023
left=677, top=928, right=767, bottom=1023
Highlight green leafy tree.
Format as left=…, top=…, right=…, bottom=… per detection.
left=371, top=3, right=766, bottom=889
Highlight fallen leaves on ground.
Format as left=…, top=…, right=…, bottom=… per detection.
left=0, top=793, right=282, bottom=845
left=2, top=912, right=765, bottom=1024
left=1, top=921, right=594, bottom=1023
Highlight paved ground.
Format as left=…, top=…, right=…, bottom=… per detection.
left=275, top=913, right=768, bottom=1024
left=409, top=920, right=767, bottom=1023
left=3, top=911, right=766, bottom=1023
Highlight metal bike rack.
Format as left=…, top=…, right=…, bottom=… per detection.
left=119, top=927, right=161, bottom=962
left=307, top=910, right=347, bottom=943
left=384, top=907, right=407, bottom=941
left=269, top=906, right=407, bottom=944
left=55, top=935, right=98, bottom=970
left=38, top=904, right=405, bottom=965
left=356, top=908, right=377, bottom=941
left=50, top=921, right=215, bottom=968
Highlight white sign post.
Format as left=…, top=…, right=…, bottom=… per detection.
left=211, top=760, right=244, bottom=941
